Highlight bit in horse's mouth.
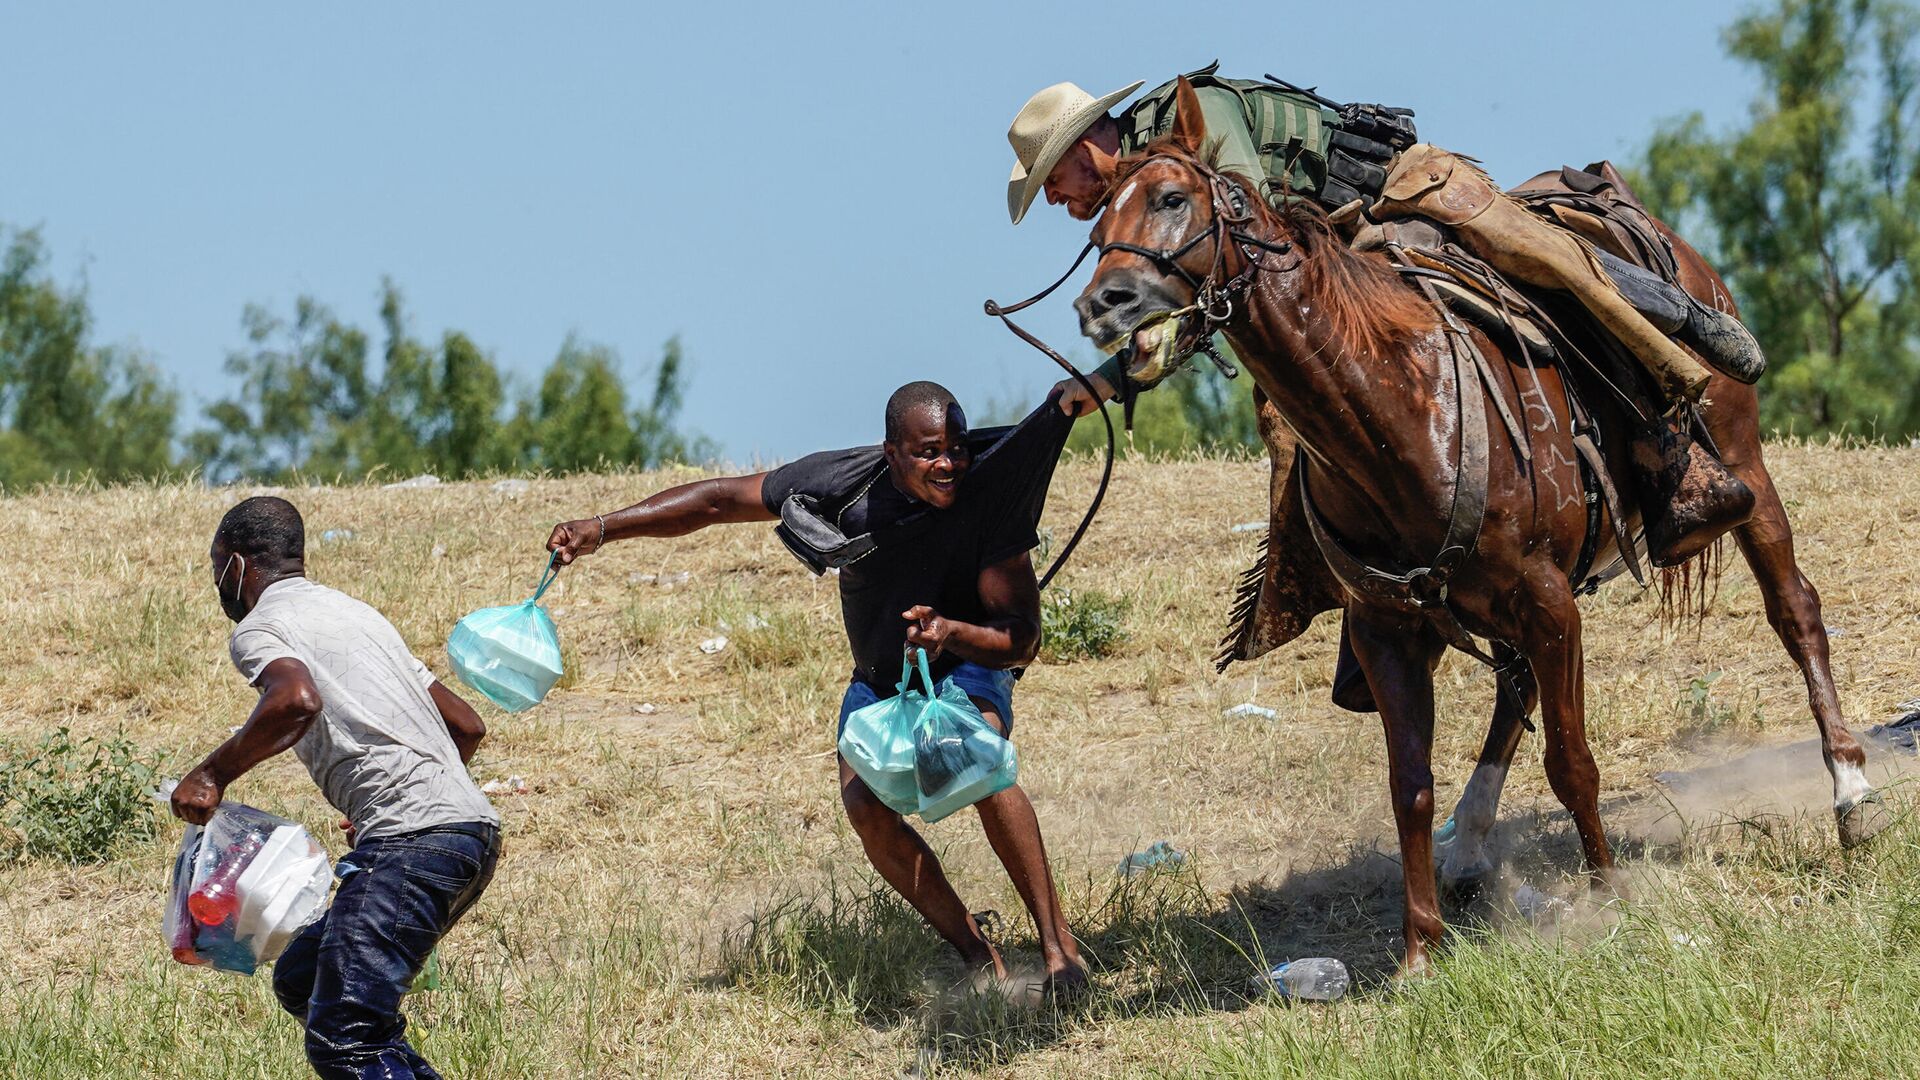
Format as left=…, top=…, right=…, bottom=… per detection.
left=1099, top=312, right=1188, bottom=383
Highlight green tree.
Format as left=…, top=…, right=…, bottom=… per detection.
left=435, top=330, right=511, bottom=474
left=532, top=337, right=634, bottom=472
left=188, top=297, right=374, bottom=481
left=194, top=284, right=714, bottom=481
left=1636, top=0, right=1920, bottom=438
left=0, top=227, right=178, bottom=490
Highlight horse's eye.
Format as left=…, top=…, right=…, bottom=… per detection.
left=1158, top=192, right=1187, bottom=211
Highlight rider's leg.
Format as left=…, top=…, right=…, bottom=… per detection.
left=1372, top=146, right=1754, bottom=566
left=1594, top=249, right=1765, bottom=385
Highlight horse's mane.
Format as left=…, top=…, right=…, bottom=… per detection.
left=1106, top=138, right=1436, bottom=365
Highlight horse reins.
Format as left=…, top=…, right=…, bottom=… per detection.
left=982, top=246, right=1113, bottom=591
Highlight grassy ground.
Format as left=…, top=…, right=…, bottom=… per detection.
left=2, top=442, right=1918, bottom=1078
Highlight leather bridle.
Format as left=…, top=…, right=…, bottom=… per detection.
left=1090, top=151, right=1302, bottom=363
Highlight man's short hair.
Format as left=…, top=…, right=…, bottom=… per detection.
left=884, top=381, right=961, bottom=443
left=215, top=496, right=305, bottom=564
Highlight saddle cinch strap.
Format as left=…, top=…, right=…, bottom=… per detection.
left=1296, top=276, right=1498, bottom=667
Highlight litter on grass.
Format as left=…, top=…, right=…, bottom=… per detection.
left=480, top=776, right=530, bottom=796
left=1118, top=840, right=1185, bottom=877
left=1866, top=699, right=1920, bottom=753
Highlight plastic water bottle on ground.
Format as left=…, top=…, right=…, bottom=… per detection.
left=1254, top=957, right=1350, bottom=1001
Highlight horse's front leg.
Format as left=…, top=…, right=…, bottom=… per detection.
left=1347, top=604, right=1449, bottom=975
left=1514, top=569, right=1617, bottom=886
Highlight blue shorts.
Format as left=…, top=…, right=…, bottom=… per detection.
left=837, top=661, right=1017, bottom=739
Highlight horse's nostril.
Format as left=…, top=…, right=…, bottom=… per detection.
left=1100, top=286, right=1139, bottom=311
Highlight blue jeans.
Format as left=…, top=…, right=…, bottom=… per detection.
left=272, top=822, right=500, bottom=1080
left=838, top=661, right=1017, bottom=738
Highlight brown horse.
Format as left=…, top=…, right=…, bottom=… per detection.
left=1074, top=79, right=1883, bottom=974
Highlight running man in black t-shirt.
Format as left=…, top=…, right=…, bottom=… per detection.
left=546, top=381, right=1087, bottom=995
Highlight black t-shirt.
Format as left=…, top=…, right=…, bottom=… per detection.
left=760, top=401, right=1072, bottom=690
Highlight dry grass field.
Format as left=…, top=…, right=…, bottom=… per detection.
left=2, top=442, right=1919, bottom=1078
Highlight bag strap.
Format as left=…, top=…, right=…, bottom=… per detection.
left=912, top=648, right=935, bottom=694
left=530, top=550, right=561, bottom=603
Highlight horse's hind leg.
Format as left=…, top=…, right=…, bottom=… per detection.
left=1439, top=646, right=1539, bottom=892
left=1347, top=606, right=1449, bottom=975
left=1724, top=452, right=1886, bottom=845
left=1516, top=573, right=1616, bottom=884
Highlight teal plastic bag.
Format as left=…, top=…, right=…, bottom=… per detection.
left=837, top=653, right=926, bottom=815
left=447, top=555, right=564, bottom=712
left=910, top=655, right=1017, bottom=823
left=839, top=650, right=1018, bottom=823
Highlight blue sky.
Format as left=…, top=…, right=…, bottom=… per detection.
left=1, top=2, right=1757, bottom=464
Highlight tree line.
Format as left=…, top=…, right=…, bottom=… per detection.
left=0, top=228, right=711, bottom=489
left=1, top=0, right=1914, bottom=490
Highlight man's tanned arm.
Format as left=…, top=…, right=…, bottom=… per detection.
left=547, top=475, right=775, bottom=563
left=902, top=552, right=1042, bottom=669
left=428, top=680, right=486, bottom=764
left=170, top=657, right=323, bottom=824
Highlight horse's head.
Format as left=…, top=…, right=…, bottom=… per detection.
left=1074, top=77, right=1273, bottom=388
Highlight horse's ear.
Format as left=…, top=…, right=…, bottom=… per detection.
left=1087, top=140, right=1120, bottom=186
left=1169, top=77, right=1207, bottom=154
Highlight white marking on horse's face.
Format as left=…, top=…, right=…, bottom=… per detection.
left=1832, top=760, right=1872, bottom=808
left=1112, top=181, right=1140, bottom=214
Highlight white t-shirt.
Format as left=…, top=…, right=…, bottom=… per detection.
left=229, top=577, right=498, bottom=841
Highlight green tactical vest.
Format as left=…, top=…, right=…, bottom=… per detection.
left=1119, top=63, right=1338, bottom=208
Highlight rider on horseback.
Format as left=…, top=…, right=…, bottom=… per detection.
left=1006, top=63, right=1764, bottom=569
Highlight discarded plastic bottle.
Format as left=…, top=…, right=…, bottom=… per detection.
left=188, top=834, right=262, bottom=926
left=1255, top=958, right=1350, bottom=1001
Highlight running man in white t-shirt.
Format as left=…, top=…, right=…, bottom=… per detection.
left=171, top=496, right=497, bottom=1080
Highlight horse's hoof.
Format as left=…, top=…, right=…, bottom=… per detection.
left=1838, top=791, right=1893, bottom=849
left=1392, top=953, right=1434, bottom=985
left=1439, top=863, right=1492, bottom=903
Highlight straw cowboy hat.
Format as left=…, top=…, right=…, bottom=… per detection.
left=1006, top=79, right=1144, bottom=224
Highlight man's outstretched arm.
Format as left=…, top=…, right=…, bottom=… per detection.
left=548, top=474, right=776, bottom=563
left=171, top=657, right=323, bottom=824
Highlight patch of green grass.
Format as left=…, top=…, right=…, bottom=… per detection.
left=726, top=610, right=817, bottom=673
left=1192, top=808, right=1920, bottom=1080
left=1039, top=587, right=1131, bottom=664
left=719, top=878, right=949, bottom=1023
left=0, top=728, right=159, bottom=864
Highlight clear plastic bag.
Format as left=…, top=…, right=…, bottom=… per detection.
left=165, top=799, right=332, bottom=975
left=837, top=654, right=927, bottom=815
left=448, top=555, right=564, bottom=712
